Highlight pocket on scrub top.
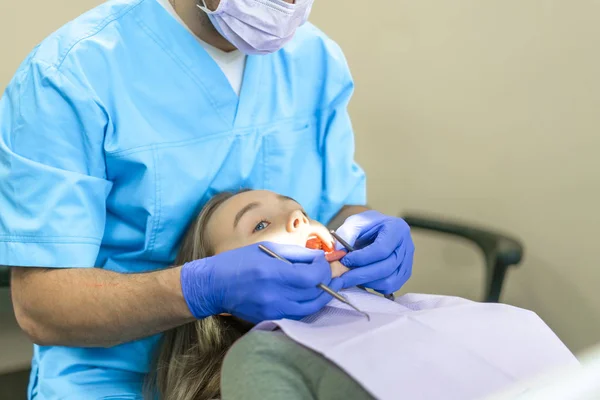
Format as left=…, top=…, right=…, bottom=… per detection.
left=262, top=118, right=323, bottom=215
left=147, top=132, right=237, bottom=263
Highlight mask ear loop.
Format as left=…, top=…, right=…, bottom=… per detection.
left=196, top=0, right=210, bottom=13
left=197, top=0, right=224, bottom=14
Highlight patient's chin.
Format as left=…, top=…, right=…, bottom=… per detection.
left=330, top=261, right=349, bottom=278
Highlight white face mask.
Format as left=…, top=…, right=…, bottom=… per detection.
left=197, top=0, right=314, bottom=55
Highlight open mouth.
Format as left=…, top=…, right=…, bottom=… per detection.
left=305, top=233, right=346, bottom=262
left=305, top=233, right=334, bottom=253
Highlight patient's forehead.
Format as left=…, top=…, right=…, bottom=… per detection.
left=212, top=190, right=278, bottom=223
left=206, top=190, right=288, bottom=244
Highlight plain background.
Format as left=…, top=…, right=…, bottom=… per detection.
left=0, top=0, right=598, bottom=371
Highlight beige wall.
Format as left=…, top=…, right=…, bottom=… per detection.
left=2, top=1, right=599, bottom=353
left=311, top=0, right=600, bottom=353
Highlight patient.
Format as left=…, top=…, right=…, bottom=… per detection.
left=145, top=189, right=353, bottom=400
left=146, top=189, right=577, bottom=400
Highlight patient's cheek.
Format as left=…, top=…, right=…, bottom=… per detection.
left=330, top=261, right=349, bottom=278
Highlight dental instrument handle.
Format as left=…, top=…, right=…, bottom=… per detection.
left=258, top=244, right=291, bottom=264
left=330, top=230, right=355, bottom=252
left=258, top=244, right=370, bottom=321
left=317, top=283, right=370, bottom=321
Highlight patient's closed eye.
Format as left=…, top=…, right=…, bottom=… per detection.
left=254, top=221, right=271, bottom=232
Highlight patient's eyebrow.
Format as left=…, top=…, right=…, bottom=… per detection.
left=277, top=194, right=297, bottom=203
left=234, top=202, right=260, bottom=228
left=278, top=194, right=308, bottom=216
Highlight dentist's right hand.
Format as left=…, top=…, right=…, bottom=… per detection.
left=180, top=242, right=342, bottom=323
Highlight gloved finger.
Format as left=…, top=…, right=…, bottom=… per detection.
left=282, top=277, right=344, bottom=319
left=278, top=261, right=348, bottom=300
left=279, top=285, right=324, bottom=302
left=342, top=221, right=409, bottom=267
left=280, top=256, right=332, bottom=289
left=333, top=210, right=383, bottom=250
left=363, top=245, right=414, bottom=294
left=333, top=223, right=362, bottom=251
left=263, top=241, right=325, bottom=263
left=362, top=267, right=406, bottom=295
left=340, top=245, right=406, bottom=289
left=333, top=213, right=375, bottom=250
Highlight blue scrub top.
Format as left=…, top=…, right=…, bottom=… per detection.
left=0, top=0, right=366, bottom=398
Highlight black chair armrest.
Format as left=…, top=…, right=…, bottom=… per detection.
left=401, top=213, right=524, bottom=303
left=0, top=266, right=10, bottom=288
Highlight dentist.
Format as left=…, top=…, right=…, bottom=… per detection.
left=0, top=0, right=414, bottom=398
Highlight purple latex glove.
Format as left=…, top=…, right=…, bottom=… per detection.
left=335, top=210, right=415, bottom=294
left=181, top=242, right=342, bottom=323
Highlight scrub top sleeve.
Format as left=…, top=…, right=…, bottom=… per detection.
left=0, top=60, right=112, bottom=268
left=318, top=63, right=367, bottom=225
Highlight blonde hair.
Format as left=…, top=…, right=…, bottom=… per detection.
left=145, top=191, right=254, bottom=400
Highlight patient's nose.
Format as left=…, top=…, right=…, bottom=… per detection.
left=287, top=209, right=309, bottom=233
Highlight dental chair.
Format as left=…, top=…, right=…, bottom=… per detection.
left=0, top=265, right=9, bottom=288
left=0, top=215, right=524, bottom=302
left=401, top=213, right=524, bottom=303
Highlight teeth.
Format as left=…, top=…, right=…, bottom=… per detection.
left=306, top=235, right=323, bottom=250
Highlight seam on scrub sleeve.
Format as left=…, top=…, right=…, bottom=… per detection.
left=4, top=74, right=18, bottom=199
left=54, top=0, right=146, bottom=71
left=9, top=62, right=31, bottom=145
left=0, top=241, right=101, bottom=268
left=319, top=175, right=367, bottom=226
left=147, top=147, right=162, bottom=259
left=319, top=161, right=367, bottom=225
left=0, top=235, right=101, bottom=244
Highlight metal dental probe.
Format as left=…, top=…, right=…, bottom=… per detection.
left=330, top=230, right=396, bottom=302
left=258, top=244, right=371, bottom=321
left=329, top=230, right=355, bottom=252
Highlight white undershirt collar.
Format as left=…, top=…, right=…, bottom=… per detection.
left=155, top=0, right=247, bottom=96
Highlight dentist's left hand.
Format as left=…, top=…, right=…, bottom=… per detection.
left=180, top=242, right=341, bottom=323
left=335, top=210, right=415, bottom=294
